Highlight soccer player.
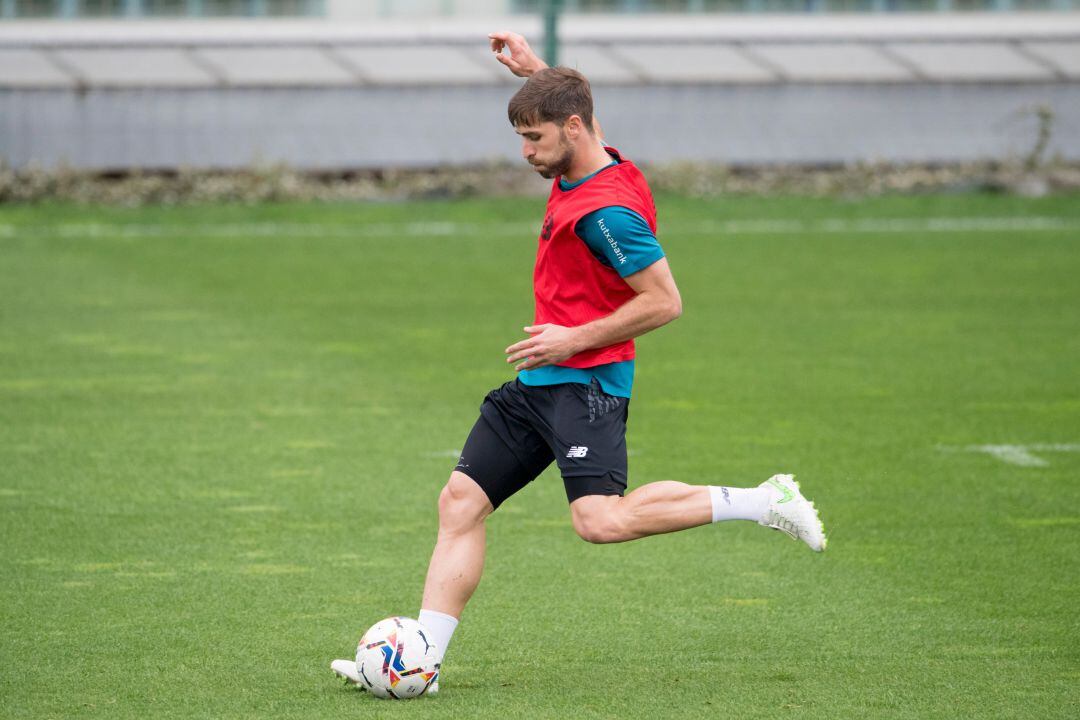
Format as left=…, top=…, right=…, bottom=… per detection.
left=333, top=31, right=826, bottom=694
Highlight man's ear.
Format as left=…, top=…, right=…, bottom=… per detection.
left=565, top=115, right=584, bottom=139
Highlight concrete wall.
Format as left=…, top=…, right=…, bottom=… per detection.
left=2, top=83, right=1075, bottom=169
left=325, top=0, right=508, bottom=19
left=1, top=14, right=1078, bottom=169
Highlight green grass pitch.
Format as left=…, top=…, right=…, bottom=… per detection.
left=2, top=194, right=1079, bottom=719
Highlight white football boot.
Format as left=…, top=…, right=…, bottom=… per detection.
left=331, top=659, right=365, bottom=689
left=331, top=658, right=439, bottom=695
left=758, top=474, right=827, bottom=552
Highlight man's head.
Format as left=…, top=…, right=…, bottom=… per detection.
left=508, top=67, right=595, bottom=178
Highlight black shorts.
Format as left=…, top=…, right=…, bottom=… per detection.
left=455, top=378, right=630, bottom=509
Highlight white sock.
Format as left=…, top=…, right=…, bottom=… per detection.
left=417, top=608, right=458, bottom=665
left=708, top=485, right=771, bottom=523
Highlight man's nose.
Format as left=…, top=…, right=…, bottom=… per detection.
left=522, top=141, right=534, bottom=159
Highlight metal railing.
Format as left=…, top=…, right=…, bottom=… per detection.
left=0, top=0, right=325, bottom=17
left=517, top=0, right=1077, bottom=11
left=2, top=0, right=1076, bottom=17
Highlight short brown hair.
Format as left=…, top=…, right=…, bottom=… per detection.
left=507, top=66, right=594, bottom=131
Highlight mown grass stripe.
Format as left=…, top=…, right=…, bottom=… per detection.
left=3, top=216, right=1080, bottom=240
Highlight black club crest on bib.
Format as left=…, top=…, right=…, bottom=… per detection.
left=540, top=213, right=554, bottom=241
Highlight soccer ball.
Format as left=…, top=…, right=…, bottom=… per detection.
left=354, top=616, right=440, bottom=699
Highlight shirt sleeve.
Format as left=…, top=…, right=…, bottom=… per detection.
left=574, top=206, right=665, bottom=278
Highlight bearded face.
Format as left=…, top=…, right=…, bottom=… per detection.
left=517, top=122, right=577, bottom=179
left=532, top=129, right=575, bottom=179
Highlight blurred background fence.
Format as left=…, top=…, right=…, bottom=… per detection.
left=1, top=3, right=1078, bottom=174
left=2, top=1, right=1079, bottom=18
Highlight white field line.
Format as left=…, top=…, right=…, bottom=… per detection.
left=939, top=443, right=1080, bottom=467
left=1, top=216, right=1079, bottom=240
left=421, top=449, right=462, bottom=458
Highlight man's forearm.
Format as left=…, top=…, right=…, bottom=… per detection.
left=571, top=291, right=681, bottom=354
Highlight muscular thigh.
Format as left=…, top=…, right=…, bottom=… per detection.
left=455, top=382, right=554, bottom=510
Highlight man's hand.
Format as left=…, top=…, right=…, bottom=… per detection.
left=489, top=30, right=548, bottom=78
left=505, top=324, right=581, bottom=371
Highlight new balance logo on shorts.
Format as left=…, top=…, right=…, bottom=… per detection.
left=566, top=446, right=589, bottom=458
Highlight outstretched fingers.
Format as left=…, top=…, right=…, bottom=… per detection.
left=494, top=52, right=517, bottom=71
left=505, top=340, right=538, bottom=364
left=488, top=30, right=547, bottom=78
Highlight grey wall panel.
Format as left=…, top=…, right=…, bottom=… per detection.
left=52, top=49, right=216, bottom=87
left=0, top=49, right=75, bottom=88
left=1023, top=42, right=1080, bottom=79
left=745, top=44, right=912, bottom=82
left=596, top=84, right=1079, bottom=164
left=194, top=48, right=357, bottom=86
left=2, top=84, right=1078, bottom=169
left=334, top=47, right=505, bottom=85
left=559, top=46, right=644, bottom=84
left=886, top=43, right=1057, bottom=82
left=0, top=87, right=515, bottom=169
left=620, top=45, right=776, bottom=84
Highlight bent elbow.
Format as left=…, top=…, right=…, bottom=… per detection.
left=667, top=296, right=683, bottom=323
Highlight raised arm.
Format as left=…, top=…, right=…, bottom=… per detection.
left=489, top=30, right=548, bottom=78
left=489, top=30, right=605, bottom=141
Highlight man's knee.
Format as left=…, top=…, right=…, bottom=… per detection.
left=570, top=497, right=626, bottom=544
left=438, top=471, right=492, bottom=533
